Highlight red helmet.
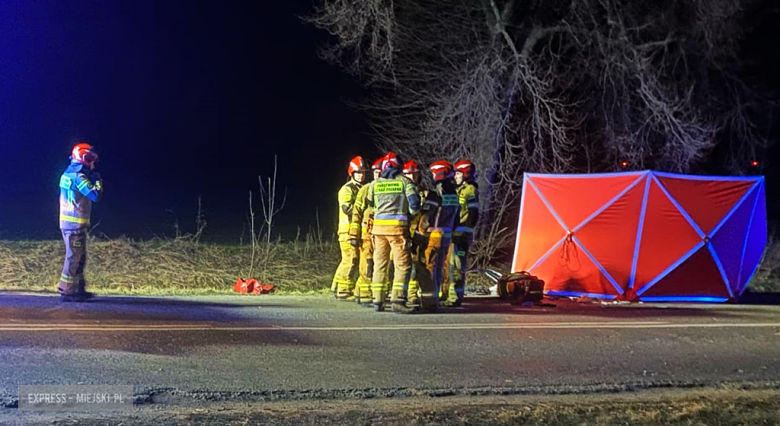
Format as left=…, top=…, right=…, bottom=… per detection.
left=71, top=143, right=98, bottom=167
left=348, top=156, right=369, bottom=176
left=402, top=160, right=421, bottom=174
left=429, top=160, right=454, bottom=181
left=372, top=158, right=383, bottom=171
left=454, top=159, right=476, bottom=180
left=381, top=152, right=400, bottom=172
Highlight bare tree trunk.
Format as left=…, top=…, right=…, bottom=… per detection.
left=258, top=155, right=287, bottom=282
left=248, top=190, right=257, bottom=279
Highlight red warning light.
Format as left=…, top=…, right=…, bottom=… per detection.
left=620, top=161, right=629, bottom=168
left=751, top=160, right=759, bottom=167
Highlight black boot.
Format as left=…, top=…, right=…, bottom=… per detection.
left=77, top=282, right=95, bottom=299
left=78, top=291, right=96, bottom=299
left=60, top=294, right=87, bottom=303
left=392, top=302, right=416, bottom=314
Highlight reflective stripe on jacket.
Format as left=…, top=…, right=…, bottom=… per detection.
left=59, top=161, right=103, bottom=230
left=337, top=179, right=362, bottom=235
left=366, top=174, right=420, bottom=236
left=454, top=181, right=479, bottom=236
left=349, top=183, right=373, bottom=239
left=419, top=180, right=460, bottom=240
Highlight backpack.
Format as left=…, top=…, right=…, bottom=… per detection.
left=497, top=272, right=545, bottom=305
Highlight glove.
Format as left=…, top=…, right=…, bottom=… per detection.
left=412, top=232, right=429, bottom=251
left=92, top=172, right=103, bottom=191
left=349, top=238, right=361, bottom=248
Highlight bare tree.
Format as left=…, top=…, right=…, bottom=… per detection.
left=248, top=155, right=288, bottom=281
left=309, top=0, right=774, bottom=267
left=192, top=195, right=207, bottom=244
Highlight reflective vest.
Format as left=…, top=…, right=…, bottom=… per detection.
left=454, top=181, right=479, bottom=236
left=337, top=179, right=362, bottom=235
left=366, top=174, right=420, bottom=236
left=349, top=183, right=373, bottom=239
left=59, top=161, right=103, bottom=230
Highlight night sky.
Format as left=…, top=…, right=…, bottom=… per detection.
left=1, top=1, right=777, bottom=242
left=0, top=0, right=377, bottom=241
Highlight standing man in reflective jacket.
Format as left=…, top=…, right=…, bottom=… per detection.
left=365, top=153, right=420, bottom=311
left=349, top=157, right=383, bottom=305
left=58, top=143, right=104, bottom=302
left=408, top=161, right=460, bottom=312
left=332, top=156, right=368, bottom=300
left=443, top=159, right=480, bottom=307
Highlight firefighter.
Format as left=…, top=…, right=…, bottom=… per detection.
left=408, top=161, right=460, bottom=313
left=58, top=143, right=104, bottom=303
left=402, top=160, right=426, bottom=308
left=349, top=157, right=383, bottom=305
left=442, top=159, right=480, bottom=307
left=332, top=156, right=368, bottom=300
left=365, top=153, right=420, bottom=311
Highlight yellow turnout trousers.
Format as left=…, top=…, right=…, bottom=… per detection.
left=371, top=234, right=411, bottom=305
left=332, top=235, right=358, bottom=297
left=409, top=232, right=449, bottom=310
left=356, top=236, right=374, bottom=302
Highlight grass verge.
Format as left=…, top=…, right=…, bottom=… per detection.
left=0, top=238, right=339, bottom=295
left=6, top=386, right=780, bottom=426
left=1, top=235, right=778, bottom=296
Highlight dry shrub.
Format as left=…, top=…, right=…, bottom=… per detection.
left=748, top=235, right=780, bottom=292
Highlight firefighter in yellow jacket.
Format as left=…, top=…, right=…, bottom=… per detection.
left=348, top=157, right=383, bottom=305
left=365, top=153, right=421, bottom=311
left=332, top=156, right=368, bottom=299
left=442, top=159, right=480, bottom=307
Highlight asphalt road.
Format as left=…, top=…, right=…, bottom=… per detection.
left=1, top=293, right=780, bottom=404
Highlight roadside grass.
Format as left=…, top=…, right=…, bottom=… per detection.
left=0, top=237, right=339, bottom=295
left=8, top=386, right=780, bottom=426
left=1, top=235, right=779, bottom=296
left=471, top=391, right=779, bottom=426
left=395, top=387, right=780, bottom=426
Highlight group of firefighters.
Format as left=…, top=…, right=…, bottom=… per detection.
left=54, top=143, right=479, bottom=310
left=331, top=152, right=480, bottom=313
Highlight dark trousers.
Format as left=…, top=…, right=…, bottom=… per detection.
left=58, top=229, right=87, bottom=295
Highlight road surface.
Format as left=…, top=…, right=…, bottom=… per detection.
left=1, top=292, right=779, bottom=413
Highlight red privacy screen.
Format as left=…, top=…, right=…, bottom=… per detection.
left=511, top=171, right=767, bottom=303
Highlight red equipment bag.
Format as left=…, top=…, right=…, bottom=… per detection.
left=233, top=278, right=275, bottom=294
